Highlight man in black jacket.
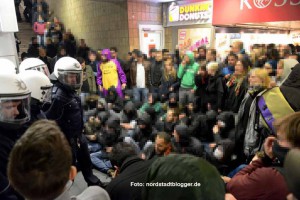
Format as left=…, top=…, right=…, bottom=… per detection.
left=149, top=50, right=163, bottom=93
left=106, top=142, right=155, bottom=200
left=45, top=57, right=103, bottom=187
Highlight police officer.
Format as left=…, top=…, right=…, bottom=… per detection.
left=44, top=57, right=103, bottom=186
left=19, top=57, right=50, bottom=77
left=19, top=70, right=53, bottom=122
left=0, top=73, right=31, bottom=200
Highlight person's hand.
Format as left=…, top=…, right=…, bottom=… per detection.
left=121, top=83, right=126, bottom=90
left=112, top=166, right=119, bottom=178
left=225, top=193, right=237, bottom=200
left=181, top=60, right=186, bottom=68
left=213, top=125, right=219, bottom=134
left=86, top=135, right=96, bottom=141
left=169, top=87, right=173, bottom=91
left=218, top=109, right=222, bottom=113
left=191, top=89, right=195, bottom=94
left=221, top=176, right=231, bottom=183
left=224, top=74, right=231, bottom=80
left=250, top=154, right=260, bottom=165
left=98, top=85, right=103, bottom=92
left=209, top=143, right=217, bottom=149
left=263, top=136, right=276, bottom=160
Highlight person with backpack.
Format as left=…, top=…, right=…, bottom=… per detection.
left=235, top=68, right=271, bottom=163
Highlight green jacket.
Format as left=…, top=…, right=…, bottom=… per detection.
left=139, top=102, right=162, bottom=114
left=177, top=51, right=199, bottom=90
left=79, top=65, right=97, bottom=94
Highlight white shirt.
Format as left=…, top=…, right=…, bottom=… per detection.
left=136, top=63, right=145, bottom=88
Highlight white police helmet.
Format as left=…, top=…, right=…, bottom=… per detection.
left=53, top=57, right=83, bottom=90
left=0, top=73, right=31, bottom=128
left=19, top=70, right=53, bottom=103
left=19, top=58, right=50, bottom=76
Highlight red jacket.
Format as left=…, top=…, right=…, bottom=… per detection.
left=226, top=159, right=289, bottom=200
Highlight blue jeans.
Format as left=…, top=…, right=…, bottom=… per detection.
left=87, top=142, right=102, bottom=153
left=133, top=87, right=148, bottom=103
left=228, top=164, right=247, bottom=178
left=90, top=151, right=112, bottom=173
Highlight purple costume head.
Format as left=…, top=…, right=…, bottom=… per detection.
left=101, top=49, right=112, bottom=61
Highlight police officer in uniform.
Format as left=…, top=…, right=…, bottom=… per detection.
left=45, top=57, right=103, bottom=186
left=0, top=73, right=31, bottom=200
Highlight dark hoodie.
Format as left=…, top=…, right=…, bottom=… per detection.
left=134, top=112, right=157, bottom=150
left=98, top=117, right=121, bottom=147
left=173, top=125, right=203, bottom=157
left=280, top=63, right=300, bottom=111
left=105, top=86, right=124, bottom=113
left=121, top=101, right=137, bottom=123
left=206, top=73, right=226, bottom=111
left=214, top=111, right=235, bottom=142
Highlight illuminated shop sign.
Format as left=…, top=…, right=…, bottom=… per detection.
left=167, top=1, right=212, bottom=26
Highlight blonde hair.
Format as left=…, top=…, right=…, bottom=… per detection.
left=249, top=68, right=271, bottom=88
left=206, top=62, right=219, bottom=71
left=164, top=59, right=176, bottom=81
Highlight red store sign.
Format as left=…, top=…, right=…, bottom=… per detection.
left=213, top=0, right=300, bottom=25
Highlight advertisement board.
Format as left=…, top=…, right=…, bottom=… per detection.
left=178, top=28, right=211, bottom=51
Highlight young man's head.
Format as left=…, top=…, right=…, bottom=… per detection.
left=38, top=47, right=47, bottom=57
left=109, top=142, right=137, bottom=173
left=155, top=50, right=163, bottom=61
left=198, top=46, right=206, bottom=59
left=155, top=132, right=172, bottom=156
left=231, top=41, right=243, bottom=54
left=206, top=49, right=217, bottom=62
left=88, top=50, right=97, bottom=62
left=227, top=52, right=238, bottom=67
left=77, top=57, right=86, bottom=69
left=110, top=47, right=118, bottom=59
left=8, top=120, right=76, bottom=200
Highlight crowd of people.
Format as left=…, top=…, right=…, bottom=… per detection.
left=2, top=6, right=300, bottom=199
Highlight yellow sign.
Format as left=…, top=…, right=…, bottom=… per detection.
left=168, top=1, right=212, bottom=23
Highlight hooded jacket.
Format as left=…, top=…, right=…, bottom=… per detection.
left=280, top=63, right=300, bottom=111
left=134, top=113, right=156, bottom=150
left=177, top=51, right=199, bottom=90
left=174, top=125, right=203, bottom=157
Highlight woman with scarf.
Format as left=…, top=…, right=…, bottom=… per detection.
left=235, top=68, right=271, bottom=163
left=225, top=59, right=249, bottom=113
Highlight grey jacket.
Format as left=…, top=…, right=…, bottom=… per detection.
left=237, top=91, right=265, bottom=157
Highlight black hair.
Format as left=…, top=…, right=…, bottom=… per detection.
left=76, top=57, right=85, bottom=64
left=109, top=142, right=137, bottom=167
left=198, top=46, right=206, bottom=53
left=110, top=47, right=118, bottom=52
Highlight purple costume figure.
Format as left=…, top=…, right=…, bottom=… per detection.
left=97, top=49, right=127, bottom=98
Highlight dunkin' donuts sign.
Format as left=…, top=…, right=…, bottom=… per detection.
left=167, top=1, right=213, bottom=26
left=213, top=0, right=300, bottom=24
